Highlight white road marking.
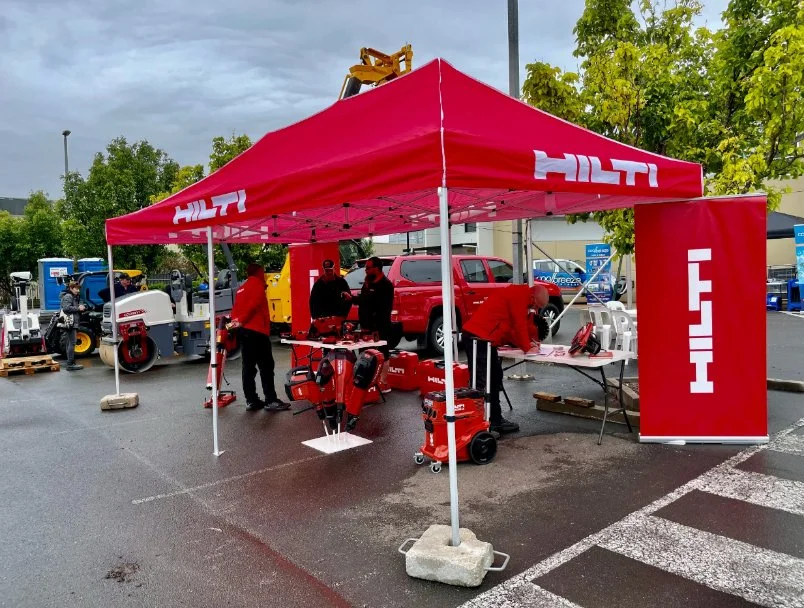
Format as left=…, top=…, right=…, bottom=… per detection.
left=601, top=516, right=804, bottom=607
left=131, top=453, right=327, bottom=504
left=695, top=467, right=804, bottom=516
left=460, top=417, right=804, bottom=608
left=772, top=433, right=804, bottom=457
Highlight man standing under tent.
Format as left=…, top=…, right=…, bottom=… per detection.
left=309, top=259, right=352, bottom=319
left=461, top=284, right=550, bottom=434
left=342, top=256, right=393, bottom=393
left=229, top=263, right=289, bottom=412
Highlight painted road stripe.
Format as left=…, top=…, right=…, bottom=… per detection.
left=737, top=449, right=804, bottom=483
left=654, top=490, right=804, bottom=558
left=535, top=545, right=759, bottom=608
left=459, top=417, right=804, bottom=608
left=694, top=468, right=804, bottom=516
left=600, top=515, right=804, bottom=607
left=772, top=433, right=804, bottom=457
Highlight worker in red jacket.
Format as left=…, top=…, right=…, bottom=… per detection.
left=461, top=284, right=550, bottom=434
left=229, top=263, right=289, bottom=412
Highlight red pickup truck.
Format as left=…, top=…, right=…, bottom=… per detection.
left=345, top=254, right=564, bottom=354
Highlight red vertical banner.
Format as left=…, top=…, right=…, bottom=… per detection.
left=635, top=196, right=768, bottom=442
left=288, top=243, right=341, bottom=336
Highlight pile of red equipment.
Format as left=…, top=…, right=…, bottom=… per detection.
left=284, top=348, right=385, bottom=433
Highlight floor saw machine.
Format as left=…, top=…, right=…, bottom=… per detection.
left=204, top=315, right=237, bottom=408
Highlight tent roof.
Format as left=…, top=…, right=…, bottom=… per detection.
left=105, top=58, right=703, bottom=246
left=767, top=211, right=804, bottom=239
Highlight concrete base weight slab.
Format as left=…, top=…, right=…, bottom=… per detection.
left=404, top=524, right=494, bottom=587
left=100, top=393, right=139, bottom=411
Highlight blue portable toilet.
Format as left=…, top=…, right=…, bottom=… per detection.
left=788, top=279, right=802, bottom=312
left=77, top=257, right=106, bottom=273
left=37, top=257, right=74, bottom=311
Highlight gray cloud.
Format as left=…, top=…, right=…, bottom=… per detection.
left=0, top=0, right=727, bottom=199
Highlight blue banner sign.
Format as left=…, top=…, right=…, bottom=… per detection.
left=585, top=243, right=613, bottom=303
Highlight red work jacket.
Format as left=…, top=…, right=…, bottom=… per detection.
left=231, top=275, right=271, bottom=336
left=462, top=284, right=533, bottom=352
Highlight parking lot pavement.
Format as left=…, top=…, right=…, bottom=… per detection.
left=0, top=308, right=801, bottom=607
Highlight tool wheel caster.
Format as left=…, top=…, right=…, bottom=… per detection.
left=430, top=462, right=442, bottom=474
left=469, top=431, right=497, bottom=465
left=414, top=453, right=425, bottom=465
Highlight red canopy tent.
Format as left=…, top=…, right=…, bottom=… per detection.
left=106, top=58, right=701, bottom=246
left=104, top=58, right=704, bottom=549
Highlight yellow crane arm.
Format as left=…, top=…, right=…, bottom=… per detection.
left=339, top=44, right=413, bottom=99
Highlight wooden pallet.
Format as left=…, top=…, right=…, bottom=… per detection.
left=0, top=355, right=60, bottom=377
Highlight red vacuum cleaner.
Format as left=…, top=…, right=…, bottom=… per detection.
left=415, top=339, right=497, bottom=473
left=569, top=322, right=602, bottom=356
left=204, top=316, right=237, bottom=408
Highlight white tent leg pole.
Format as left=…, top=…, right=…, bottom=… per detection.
left=107, top=245, right=120, bottom=396
left=626, top=252, right=633, bottom=308
left=207, top=228, right=221, bottom=457
left=438, top=186, right=461, bottom=547
left=446, top=221, right=459, bottom=363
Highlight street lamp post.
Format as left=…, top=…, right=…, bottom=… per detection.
left=507, top=0, right=524, bottom=283
left=62, top=130, right=71, bottom=177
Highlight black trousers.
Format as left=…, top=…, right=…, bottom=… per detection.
left=65, top=327, right=77, bottom=365
left=462, top=333, right=504, bottom=424
left=239, top=329, right=277, bottom=403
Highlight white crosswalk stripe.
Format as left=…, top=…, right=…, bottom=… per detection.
left=600, top=515, right=804, bottom=607
left=460, top=418, right=804, bottom=608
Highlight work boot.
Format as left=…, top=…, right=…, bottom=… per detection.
left=489, top=417, right=519, bottom=434
left=66, top=363, right=83, bottom=371
left=245, top=400, right=265, bottom=411
left=264, top=399, right=290, bottom=411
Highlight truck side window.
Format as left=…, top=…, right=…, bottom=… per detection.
left=461, top=260, right=488, bottom=283
left=487, top=260, right=513, bottom=284
left=400, top=260, right=442, bottom=283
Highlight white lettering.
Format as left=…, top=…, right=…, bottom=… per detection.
left=389, top=367, right=404, bottom=375
left=534, top=151, right=577, bottom=181
left=427, top=376, right=444, bottom=385
left=688, top=248, right=713, bottom=394
left=533, top=151, right=660, bottom=188
left=172, top=190, right=248, bottom=225
left=611, top=159, right=649, bottom=186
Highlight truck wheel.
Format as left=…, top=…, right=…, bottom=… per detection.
left=74, top=328, right=96, bottom=358
left=428, top=315, right=445, bottom=355
left=540, top=301, right=562, bottom=336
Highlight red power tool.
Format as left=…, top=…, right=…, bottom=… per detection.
left=204, top=316, right=237, bottom=408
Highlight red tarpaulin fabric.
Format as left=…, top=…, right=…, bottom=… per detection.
left=105, top=58, right=703, bottom=246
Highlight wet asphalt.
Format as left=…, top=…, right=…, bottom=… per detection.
left=0, top=308, right=801, bottom=607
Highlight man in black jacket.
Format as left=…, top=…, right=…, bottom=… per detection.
left=343, top=256, right=394, bottom=392
left=309, top=259, right=351, bottom=319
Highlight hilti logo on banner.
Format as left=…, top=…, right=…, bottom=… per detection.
left=688, top=248, right=713, bottom=394
left=534, top=151, right=658, bottom=188
left=173, top=190, right=247, bottom=225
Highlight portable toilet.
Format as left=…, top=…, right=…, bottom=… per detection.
left=37, top=257, right=74, bottom=311
left=77, top=257, right=106, bottom=273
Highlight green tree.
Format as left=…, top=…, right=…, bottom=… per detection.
left=522, top=0, right=804, bottom=253
left=60, top=137, right=177, bottom=270
left=209, top=133, right=253, bottom=171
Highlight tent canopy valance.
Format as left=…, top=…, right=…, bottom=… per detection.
left=105, top=59, right=703, bottom=246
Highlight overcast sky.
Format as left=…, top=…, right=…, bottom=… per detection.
left=0, top=0, right=728, bottom=199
